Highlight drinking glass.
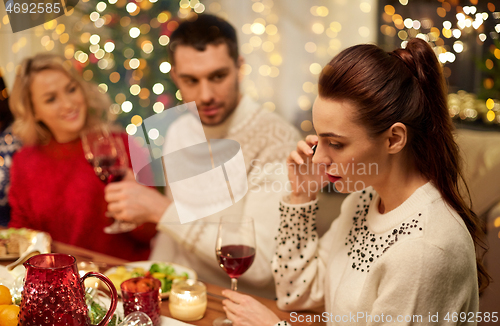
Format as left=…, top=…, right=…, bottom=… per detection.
left=121, top=277, right=161, bottom=326
left=213, top=215, right=256, bottom=326
left=81, top=126, right=136, bottom=234
left=117, top=312, right=153, bottom=326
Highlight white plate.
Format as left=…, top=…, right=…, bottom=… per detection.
left=0, top=228, right=51, bottom=261
left=104, top=261, right=197, bottom=298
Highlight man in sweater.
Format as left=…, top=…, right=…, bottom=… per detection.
left=104, top=14, right=301, bottom=298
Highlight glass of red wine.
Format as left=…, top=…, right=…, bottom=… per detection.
left=214, top=215, right=256, bottom=326
left=81, top=125, right=136, bottom=234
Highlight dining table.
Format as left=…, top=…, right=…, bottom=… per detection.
left=2, top=241, right=326, bottom=326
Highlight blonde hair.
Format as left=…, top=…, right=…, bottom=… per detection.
left=9, top=53, right=112, bottom=146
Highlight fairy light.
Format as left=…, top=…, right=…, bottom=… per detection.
left=126, top=3, right=137, bottom=13
left=129, top=27, right=140, bottom=38
left=153, top=83, right=164, bottom=95
left=250, top=23, right=266, bottom=35
left=130, top=85, right=141, bottom=96
left=360, top=2, right=371, bottom=13
left=129, top=58, right=140, bottom=69
left=96, top=2, right=107, bottom=12
left=126, top=124, right=137, bottom=135
left=309, top=63, right=322, bottom=75
left=153, top=102, right=165, bottom=113
left=104, top=42, right=115, bottom=52
left=175, top=90, right=182, bottom=101
left=95, top=49, right=105, bottom=59
left=404, top=18, right=413, bottom=29
left=122, top=101, right=133, bottom=113
left=312, top=23, right=324, bottom=34
left=158, top=35, right=170, bottom=46
left=90, top=12, right=100, bottom=22
left=453, top=41, right=464, bottom=53
left=89, top=34, right=100, bottom=45
left=159, top=62, right=171, bottom=73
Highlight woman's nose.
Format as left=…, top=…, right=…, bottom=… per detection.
left=60, top=94, right=73, bottom=110
left=311, top=144, right=331, bottom=166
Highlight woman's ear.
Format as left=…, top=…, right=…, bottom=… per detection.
left=385, top=122, right=407, bottom=154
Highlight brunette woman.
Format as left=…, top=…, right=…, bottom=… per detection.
left=221, top=38, right=486, bottom=326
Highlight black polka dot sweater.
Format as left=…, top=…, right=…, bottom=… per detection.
left=272, top=182, right=478, bottom=326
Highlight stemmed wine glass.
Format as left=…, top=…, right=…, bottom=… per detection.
left=81, top=125, right=136, bottom=234
left=214, top=215, right=256, bottom=326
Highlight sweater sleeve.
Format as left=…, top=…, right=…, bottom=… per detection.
left=7, top=153, right=33, bottom=229
left=156, top=163, right=290, bottom=287
left=272, top=191, right=360, bottom=311
left=366, top=238, right=478, bottom=326
left=272, top=197, right=327, bottom=311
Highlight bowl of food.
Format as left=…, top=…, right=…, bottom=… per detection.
left=104, top=261, right=197, bottom=298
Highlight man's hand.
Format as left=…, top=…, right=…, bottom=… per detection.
left=104, top=170, right=171, bottom=225
left=222, top=290, right=282, bottom=326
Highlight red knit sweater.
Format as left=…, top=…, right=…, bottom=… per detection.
left=8, top=134, right=155, bottom=261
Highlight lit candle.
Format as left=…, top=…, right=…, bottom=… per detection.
left=169, top=279, right=207, bottom=322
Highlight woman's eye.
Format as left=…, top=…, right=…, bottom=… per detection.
left=46, top=97, right=55, bottom=103
left=69, top=86, right=77, bottom=93
left=329, top=143, right=343, bottom=149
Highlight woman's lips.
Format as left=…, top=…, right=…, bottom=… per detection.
left=327, top=174, right=342, bottom=183
left=62, top=110, right=79, bottom=121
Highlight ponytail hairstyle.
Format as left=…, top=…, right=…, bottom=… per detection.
left=318, top=38, right=489, bottom=292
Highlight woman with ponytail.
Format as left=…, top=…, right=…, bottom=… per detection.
left=220, top=38, right=487, bottom=326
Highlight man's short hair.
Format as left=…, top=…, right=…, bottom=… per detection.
left=168, top=14, right=239, bottom=65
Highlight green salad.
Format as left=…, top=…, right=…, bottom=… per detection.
left=107, top=262, right=189, bottom=294
left=147, top=263, right=190, bottom=293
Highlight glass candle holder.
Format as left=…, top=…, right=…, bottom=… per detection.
left=169, top=279, right=207, bottom=322
left=121, top=277, right=161, bottom=326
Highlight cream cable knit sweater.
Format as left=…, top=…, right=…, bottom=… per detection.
left=151, top=96, right=301, bottom=299
left=273, top=182, right=478, bottom=326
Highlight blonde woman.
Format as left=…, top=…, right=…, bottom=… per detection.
left=8, top=53, right=154, bottom=260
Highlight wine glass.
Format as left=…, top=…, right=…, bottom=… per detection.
left=81, top=126, right=136, bottom=234
left=117, top=312, right=153, bottom=326
left=214, top=215, right=256, bottom=326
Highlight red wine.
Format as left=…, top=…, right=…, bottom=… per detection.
left=216, top=245, right=255, bottom=279
left=95, top=156, right=126, bottom=184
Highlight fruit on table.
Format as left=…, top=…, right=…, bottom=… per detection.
left=0, top=285, right=20, bottom=326
left=107, top=266, right=146, bottom=291
left=0, top=286, right=11, bottom=305
left=0, top=305, right=20, bottom=326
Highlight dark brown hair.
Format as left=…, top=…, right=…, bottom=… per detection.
left=168, top=14, right=239, bottom=65
left=319, top=38, right=489, bottom=292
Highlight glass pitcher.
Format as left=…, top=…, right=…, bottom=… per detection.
left=19, top=253, right=117, bottom=326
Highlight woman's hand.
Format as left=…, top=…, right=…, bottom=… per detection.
left=222, top=290, right=282, bottom=326
left=286, top=135, right=328, bottom=204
